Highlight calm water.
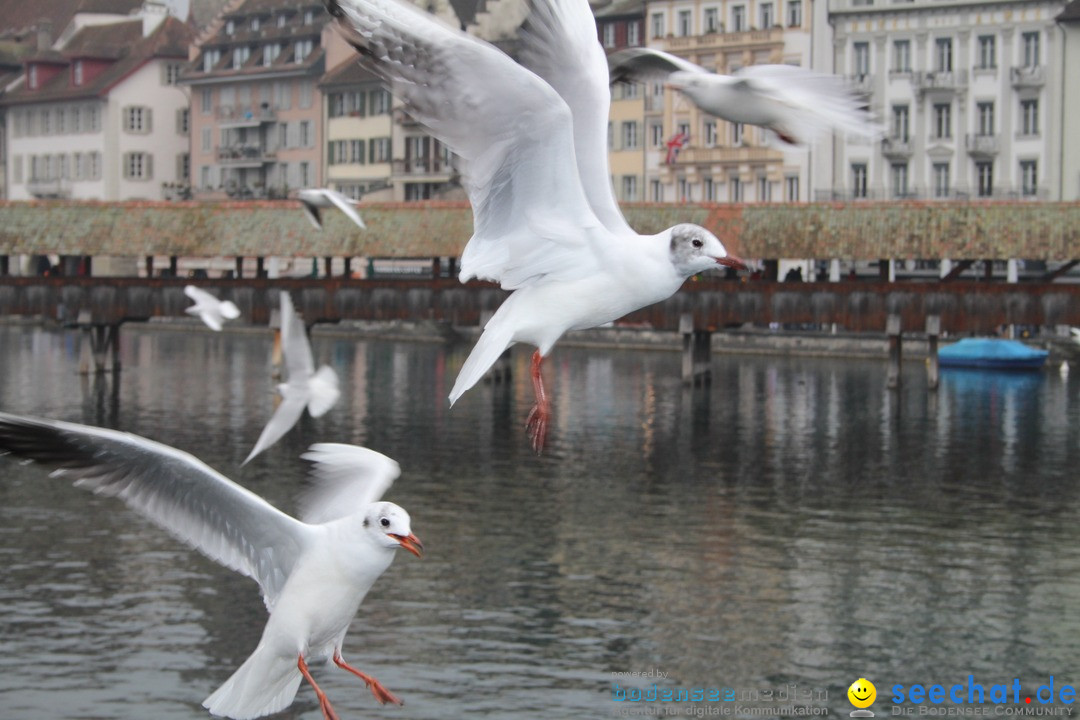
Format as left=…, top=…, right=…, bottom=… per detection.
left=0, top=323, right=1078, bottom=720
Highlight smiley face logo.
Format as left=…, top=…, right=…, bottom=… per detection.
left=848, top=678, right=877, bottom=709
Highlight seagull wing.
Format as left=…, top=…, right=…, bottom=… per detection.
left=298, top=443, right=400, bottom=524
left=280, top=292, right=315, bottom=379
left=324, top=189, right=366, bottom=230
left=733, top=64, right=881, bottom=142
left=300, top=200, right=323, bottom=230
left=184, top=284, right=217, bottom=306
left=518, top=0, right=632, bottom=235
left=326, top=0, right=614, bottom=290
left=243, top=390, right=308, bottom=465
left=0, top=413, right=311, bottom=610
left=305, top=365, right=340, bottom=418
left=607, top=46, right=709, bottom=84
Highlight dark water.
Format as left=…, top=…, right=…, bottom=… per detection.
left=0, top=323, right=1078, bottom=720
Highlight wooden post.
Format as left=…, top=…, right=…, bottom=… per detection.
left=108, top=325, right=121, bottom=374
left=324, top=256, right=332, bottom=277
left=256, top=256, right=265, bottom=278
left=681, top=314, right=694, bottom=384
left=169, top=256, right=178, bottom=277
left=0, top=255, right=8, bottom=276
left=235, top=257, right=244, bottom=279
left=926, top=315, right=940, bottom=391
left=343, top=257, right=352, bottom=278
left=681, top=314, right=711, bottom=385
left=145, top=255, right=154, bottom=278
left=432, top=257, right=441, bottom=279
left=887, top=313, right=902, bottom=390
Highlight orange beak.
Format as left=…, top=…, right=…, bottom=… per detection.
left=715, top=255, right=748, bottom=271
left=390, top=532, right=424, bottom=558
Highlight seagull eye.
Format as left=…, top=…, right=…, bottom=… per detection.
left=692, top=239, right=704, bottom=248
left=380, top=518, right=391, bottom=528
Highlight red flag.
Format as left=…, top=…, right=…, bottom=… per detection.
left=665, top=131, right=689, bottom=164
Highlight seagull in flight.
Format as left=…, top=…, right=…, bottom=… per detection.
left=0, top=413, right=423, bottom=720
left=608, top=47, right=880, bottom=146
left=324, top=0, right=746, bottom=453
left=185, top=285, right=241, bottom=331
left=298, top=188, right=367, bottom=230
left=245, top=292, right=340, bottom=464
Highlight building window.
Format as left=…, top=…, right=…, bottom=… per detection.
left=704, top=8, right=719, bottom=32
left=299, top=80, right=314, bottom=109
left=370, top=89, right=391, bottom=115
left=757, top=176, right=771, bottom=202
left=274, top=81, right=291, bottom=109
left=932, top=103, right=951, bottom=139
left=295, top=39, right=313, bottom=63
left=760, top=3, right=774, bottom=28
left=976, top=102, right=995, bottom=135
left=89, top=152, right=100, bottom=180
left=350, top=139, right=365, bottom=163
left=263, top=43, right=281, bottom=66
left=785, top=175, right=799, bottom=201
left=299, top=120, right=311, bottom=147
left=977, top=35, right=996, bottom=69
left=650, top=179, right=663, bottom=202
left=893, top=40, right=911, bottom=73
left=602, top=24, right=615, bottom=48
left=628, top=22, right=640, bottom=45
left=201, top=127, right=211, bottom=152
left=369, top=137, right=391, bottom=163
left=650, top=123, right=664, bottom=148
left=935, top=38, right=953, bottom=72
left=786, top=0, right=801, bottom=27
left=852, top=163, right=868, bottom=198
left=277, top=13, right=288, bottom=28
left=164, top=62, right=182, bottom=85
left=622, top=82, right=639, bottom=99
left=677, top=177, right=690, bottom=202
left=177, top=108, right=189, bottom=135
left=73, top=60, right=84, bottom=86
left=622, top=175, right=638, bottom=201
left=853, top=42, right=870, bottom=76
left=729, top=176, right=742, bottom=202
left=621, top=121, right=639, bottom=149
left=124, top=106, right=152, bottom=133
left=178, top=152, right=190, bottom=181
left=304, top=9, right=314, bottom=24
left=202, top=49, right=221, bottom=72
left=232, top=46, right=251, bottom=69
left=651, top=12, right=664, bottom=38
left=28, top=65, right=38, bottom=89
left=677, top=10, right=691, bottom=36
left=201, top=88, right=212, bottom=114
left=976, top=161, right=993, bottom=197
left=124, top=152, right=152, bottom=180
left=1020, top=160, right=1037, bottom=196
left=891, top=104, right=909, bottom=141
left=1020, top=99, right=1038, bottom=136
left=933, top=163, right=950, bottom=198
left=328, top=140, right=346, bottom=164
left=225, top=19, right=235, bottom=35
left=300, top=161, right=310, bottom=186
left=732, top=6, right=745, bottom=32
left=732, top=122, right=744, bottom=145
left=704, top=120, right=717, bottom=147
left=1022, top=32, right=1040, bottom=67
left=891, top=163, right=909, bottom=197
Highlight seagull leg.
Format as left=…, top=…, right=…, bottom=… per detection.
left=298, top=655, right=342, bottom=720
left=525, top=349, right=550, bottom=454
left=334, top=652, right=404, bottom=706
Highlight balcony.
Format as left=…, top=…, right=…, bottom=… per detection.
left=27, top=177, right=72, bottom=198
left=392, top=157, right=451, bottom=175
left=881, top=138, right=913, bottom=159
left=216, top=144, right=277, bottom=166
left=1010, top=65, right=1045, bottom=89
left=216, top=104, right=276, bottom=126
left=913, top=69, right=968, bottom=93
left=965, top=134, right=999, bottom=158
left=662, top=26, right=783, bottom=54
left=672, top=146, right=780, bottom=165
left=845, top=73, right=874, bottom=96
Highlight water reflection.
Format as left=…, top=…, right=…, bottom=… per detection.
left=0, top=324, right=1078, bottom=719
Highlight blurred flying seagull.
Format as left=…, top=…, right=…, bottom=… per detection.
left=608, top=47, right=880, bottom=146
left=324, top=0, right=746, bottom=453
left=245, top=292, right=340, bottom=464
left=184, top=285, right=240, bottom=331
left=0, top=413, right=423, bottom=720
left=298, top=188, right=367, bottom=230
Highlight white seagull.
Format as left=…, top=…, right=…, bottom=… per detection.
left=608, top=47, right=880, bottom=146
left=298, top=188, right=367, bottom=230
left=245, top=292, right=341, bottom=464
left=325, top=0, right=746, bottom=453
left=185, top=285, right=241, bottom=331
left=0, top=412, right=423, bottom=720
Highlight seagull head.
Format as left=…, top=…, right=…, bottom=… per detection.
left=667, top=224, right=746, bottom=277
left=665, top=71, right=709, bottom=102
left=365, top=501, right=424, bottom=558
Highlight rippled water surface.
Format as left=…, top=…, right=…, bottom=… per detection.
left=0, top=324, right=1078, bottom=719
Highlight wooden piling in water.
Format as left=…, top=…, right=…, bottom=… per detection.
left=887, top=314, right=902, bottom=390
left=681, top=314, right=712, bottom=386
left=926, top=315, right=941, bottom=391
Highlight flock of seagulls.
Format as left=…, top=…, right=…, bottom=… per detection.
left=0, top=0, right=879, bottom=717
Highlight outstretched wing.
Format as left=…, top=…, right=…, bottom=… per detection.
left=298, top=443, right=401, bottom=524
left=325, top=0, right=614, bottom=290
left=324, top=189, right=366, bottom=230
left=280, top=292, right=315, bottom=380
left=607, top=46, right=709, bottom=84
left=243, top=392, right=308, bottom=465
left=0, top=413, right=311, bottom=610
left=518, top=0, right=632, bottom=236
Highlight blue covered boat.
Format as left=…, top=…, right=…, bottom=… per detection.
left=938, top=338, right=1048, bottom=370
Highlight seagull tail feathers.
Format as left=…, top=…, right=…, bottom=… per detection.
left=449, top=322, right=513, bottom=406
left=306, top=365, right=341, bottom=418
left=203, top=646, right=302, bottom=720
